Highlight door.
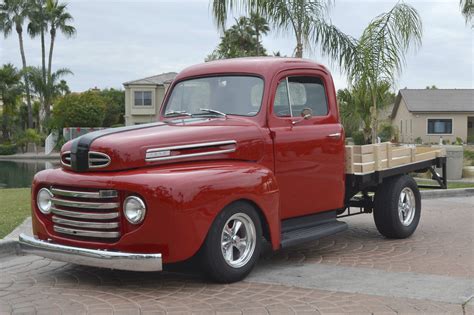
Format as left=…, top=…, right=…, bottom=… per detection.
left=269, top=71, right=345, bottom=219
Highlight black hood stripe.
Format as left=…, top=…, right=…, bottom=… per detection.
left=70, top=121, right=167, bottom=171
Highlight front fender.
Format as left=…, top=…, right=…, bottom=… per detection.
left=32, top=161, right=280, bottom=263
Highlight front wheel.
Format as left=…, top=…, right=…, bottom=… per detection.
left=374, top=175, right=421, bottom=238
left=200, top=201, right=262, bottom=283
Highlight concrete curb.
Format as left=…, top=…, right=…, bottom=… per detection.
left=421, top=188, right=474, bottom=199
left=0, top=239, right=20, bottom=257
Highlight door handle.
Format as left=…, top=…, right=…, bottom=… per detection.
left=327, top=132, right=342, bottom=139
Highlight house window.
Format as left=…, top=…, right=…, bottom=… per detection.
left=427, top=119, right=452, bottom=134
left=134, top=91, right=152, bottom=106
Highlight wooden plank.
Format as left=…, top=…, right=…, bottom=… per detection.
left=410, top=147, right=416, bottom=163
left=346, top=146, right=354, bottom=174
left=386, top=142, right=392, bottom=168
left=374, top=145, right=381, bottom=171
left=391, top=147, right=411, bottom=158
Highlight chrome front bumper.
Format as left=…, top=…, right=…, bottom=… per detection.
left=18, top=234, right=162, bottom=272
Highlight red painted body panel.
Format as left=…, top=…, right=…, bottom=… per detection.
left=31, top=162, right=280, bottom=263
left=31, top=57, right=345, bottom=263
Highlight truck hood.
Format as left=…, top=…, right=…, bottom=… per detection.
left=61, top=117, right=267, bottom=172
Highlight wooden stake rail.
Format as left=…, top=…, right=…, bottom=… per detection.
left=345, top=142, right=446, bottom=174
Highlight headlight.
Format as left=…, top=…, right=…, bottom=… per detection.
left=123, top=196, right=146, bottom=224
left=37, top=188, right=53, bottom=214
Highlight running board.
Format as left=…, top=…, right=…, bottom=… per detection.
left=280, top=211, right=348, bottom=248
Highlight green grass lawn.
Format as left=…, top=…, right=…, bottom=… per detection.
left=0, top=188, right=31, bottom=238
left=415, top=179, right=474, bottom=189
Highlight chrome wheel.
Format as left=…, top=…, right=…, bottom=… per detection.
left=398, top=187, right=416, bottom=226
left=220, top=213, right=256, bottom=268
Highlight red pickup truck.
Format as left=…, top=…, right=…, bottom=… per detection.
left=20, top=58, right=447, bottom=283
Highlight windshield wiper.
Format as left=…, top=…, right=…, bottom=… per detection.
left=164, top=110, right=192, bottom=117
left=193, top=108, right=227, bottom=118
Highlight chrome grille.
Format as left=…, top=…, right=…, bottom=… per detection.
left=61, top=151, right=111, bottom=169
left=50, top=187, right=121, bottom=240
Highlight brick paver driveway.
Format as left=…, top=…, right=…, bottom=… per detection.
left=1, top=197, right=473, bottom=314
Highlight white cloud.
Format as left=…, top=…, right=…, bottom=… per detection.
left=1, top=0, right=472, bottom=91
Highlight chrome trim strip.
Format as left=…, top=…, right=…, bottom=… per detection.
left=52, top=198, right=118, bottom=209
left=51, top=188, right=118, bottom=199
left=52, top=216, right=119, bottom=229
left=60, top=151, right=111, bottom=169
left=61, top=151, right=71, bottom=167
left=146, top=140, right=237, bottom=162
left=54, top=225, right=120, bottom=238
left=19, top=234, right=162, bottom=272
left=51, top=207, right=119, bottom=220
left=88, top=151, right=111, bottom=168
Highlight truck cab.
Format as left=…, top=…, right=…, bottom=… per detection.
left=20, top=58, right=445, bottom=283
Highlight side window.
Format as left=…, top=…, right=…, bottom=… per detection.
left=273, top=76, right=328, bottom=117
left=274, top=80, right=290, bottom=117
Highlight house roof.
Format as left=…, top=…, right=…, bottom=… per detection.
left=392, top=89, right=474, bottom=117
left=123, top=72, right=177, bottom=86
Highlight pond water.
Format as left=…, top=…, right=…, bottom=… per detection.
left=0, top=160, right=60, bottom=189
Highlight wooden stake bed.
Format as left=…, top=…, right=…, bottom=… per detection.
left=345, top=142, right=446, bottom=175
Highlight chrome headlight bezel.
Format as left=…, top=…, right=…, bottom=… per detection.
left=37, top=188, right=53, bottom=214
left=123, top=196, right=146, bottom=224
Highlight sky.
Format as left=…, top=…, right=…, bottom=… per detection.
left=1, top=0, right=473, bottom=92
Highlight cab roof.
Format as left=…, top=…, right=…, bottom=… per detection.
left=175, top=57, right=330, bottom=81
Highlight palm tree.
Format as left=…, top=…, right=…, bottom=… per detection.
left=27, top=0, right=48, bottom=87
left=460, top=0, right=473, bottom=24
left=0, top=0, right=34, bottom=128
left=338, top=81, right=393, bottom=144
left=25, top=66, right=72, bottom=122
left=343, top=2, right=422, bottom=143
left=249, top=11, right=269, bottom=55
left=0, top=64, right=24, bottom=142
left=46, top=0, right=75, bottom=80
left=211, top=0, right=355, bottom=59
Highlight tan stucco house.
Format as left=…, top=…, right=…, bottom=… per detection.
left=123, top=72, right=177, bottom=125
left=391, top=89, right=474, bottom=144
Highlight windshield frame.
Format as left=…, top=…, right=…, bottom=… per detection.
left=160, top=74, right=266, bottom=119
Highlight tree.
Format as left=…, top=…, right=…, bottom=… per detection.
left=25, top=66, right=72, bottom=123
left=0, top=64, right=24, bottom=142
left=52, top=91, right=106, bottom=129
left=97, top=88, right=125, bottom=127
left=207, top=15, right=268, bottom=60
left=249, top=11, right=270, bottom=55
left=425, top=85, right=438, bottom=90
left=343, top=2, right=422, bottom=143
left=27, top=0, right=48, bottom=89
left=338, top=81, right=394, bottom=143
left=44, top=0, right=75, bottom=119
left=0, top=0, right=34, bottom=128
left=211, top=0, right=355, bottom=58
left=460, top=0, right=473, bottom=25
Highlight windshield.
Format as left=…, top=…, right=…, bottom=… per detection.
left=163, top=76, right=264, bottom=117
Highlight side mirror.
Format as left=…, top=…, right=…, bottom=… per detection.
left=301, top=108, right=313, bottom=120
left=292, top=108, right=312, bottom=125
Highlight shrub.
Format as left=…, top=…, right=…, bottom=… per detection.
left=414, top=137, right=423, bottom=144
left=378, top=124, right=396, bottom=143
left=52, top=91, right=107, bottom=129
left=352, top=131, right=366, bottom=145
left=14, top=129, right=42, bottom=153
left=455, top=137, right=463, bottom=145
left=0, top=143, right=17, bottom=155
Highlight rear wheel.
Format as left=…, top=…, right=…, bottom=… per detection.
left=200, top=201, right=262, bottom=283
left=374, top=175, right=421, bottom=238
